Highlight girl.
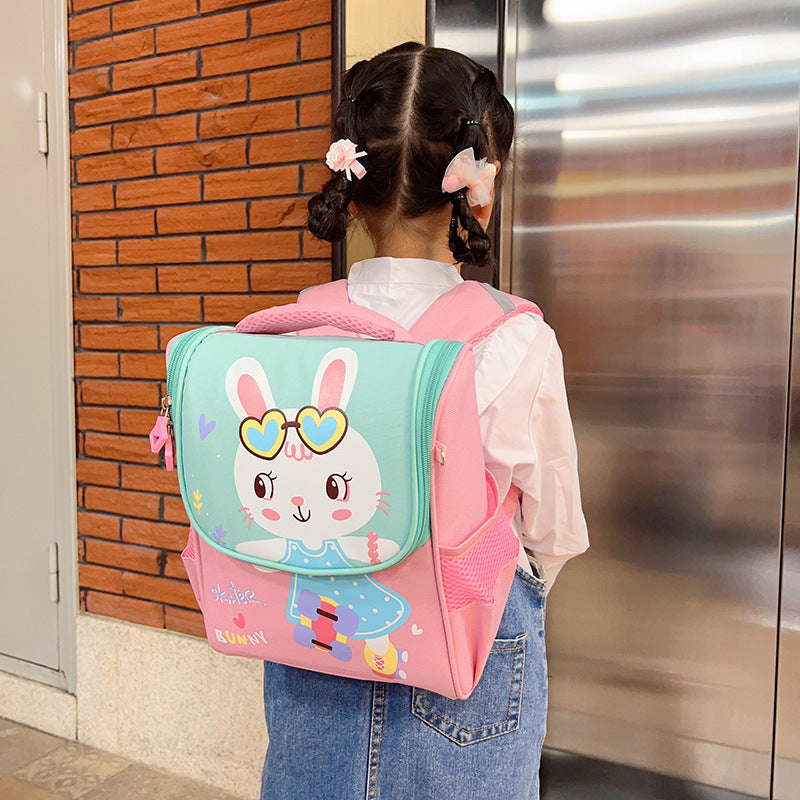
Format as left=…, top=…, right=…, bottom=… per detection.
left=259, top=42, right=588, bottom=800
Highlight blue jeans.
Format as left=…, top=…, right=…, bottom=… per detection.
left=260, top=566, right=548, bottom=800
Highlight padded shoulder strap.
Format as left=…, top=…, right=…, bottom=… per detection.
left=297, top=279, right=350, bottom=305
left=410, top=281, right=543, bottom=344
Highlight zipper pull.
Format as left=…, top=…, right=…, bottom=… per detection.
left=433, top=440, right=446, bottom=466
left=149, top=396, right=175, bottom=471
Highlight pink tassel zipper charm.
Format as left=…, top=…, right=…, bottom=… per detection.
left=150, top=397, right=175, bottom=471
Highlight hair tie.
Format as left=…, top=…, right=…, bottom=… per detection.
left=464, top=119, right=481, bottom=126
left=343, top=96, right=356, bottom=104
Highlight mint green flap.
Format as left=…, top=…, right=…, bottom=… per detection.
left=167, top=330, right=462, bottom=576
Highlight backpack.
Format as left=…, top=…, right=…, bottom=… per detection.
left=149, top=279, right=542, bottom=699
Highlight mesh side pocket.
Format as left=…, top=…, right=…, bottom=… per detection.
left=440, top=508, right=519, bottom=613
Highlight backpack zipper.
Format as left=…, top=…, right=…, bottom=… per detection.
left=410, top=339, right=464, bottom=551
left=165, top=326, right=230, bottom=434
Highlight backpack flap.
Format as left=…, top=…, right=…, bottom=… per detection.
left=166, top=328, right=464, bottom=577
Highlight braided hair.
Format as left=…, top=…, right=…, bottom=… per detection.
left=307, top=43, right=514, bottom=270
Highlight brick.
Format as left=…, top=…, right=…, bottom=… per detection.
left=301, top=162, right=331, bottom=193
left=69, top=7, right=111, bottom=41
left=84, top=431, right=157, bottom=463
left=157, top=202, right=247, bottom=234
left=156, top=139, right=247, bottom=175
left=72, top=239, right=116, bottom=266
left=74, top=0, right=121, bottom=11
left=78, top=511, right=121, bottom=542
left=121, top=408, right=160, bottom=436
left=163, top=495, right=189, bottom=523
left=74, top=88, right=154, bottom=126
left=123, top=572, right=197, bottom=607
left=79, top=211, right=155, bottom=239
left=74, top=351, right=119, bottom=377
left=123, top=518, right=187, bottom=550
left=156, top=10, right=247, bottom=54
left=300, top=25, right=331, bottom=61
left=115, top=175, right=200, bottom=208
left=158, top=324, right=197, bottom=348
left=164, top=606, right=205, bottom=638
left=81, top=379, right=161, bottom=408
left=198, top=100, right=295, bottom=139
left=163, top=553, right=188, bottom=579
left=250, top=61, right=330, bottom=102
left=203, top=165, right=299, bottom=200
left=78, top=541, right=87, bottom=562
left=121, top=464, right=180, bottom=495
left=76, top=149, right=154, bottom=183
left=299, top=94, right=330, bottom=128
left=71, top=183, right=115, bottom=211
left=85, top=486, right=161, bottom=519
left=71, top=125, right=112, bottom=156
left=85, top=539, right=161, bottom=574
left=75, top=29, right=155, bottom=70
left=79, top=266, right=156, bottom=295
left=250, top=261, right=330, bottom=292
left=77, top=458, right=120, bottom=487
left=119, top=295, right=201, bottom=322
left=73, top=296, right=119, bottom=321
left=113, top=51, right=198, bottom=92
left=200, top=33, right=296, bottom=78
left=120, top=353, right=166, bottom=379
left=250, top=0, right=329, bottom=36
left=77, top=407, right=120, bottom=433
left=80, top=564, right=124, bottom=594
left=303, top=230, right=331, bottom=259
left=203, top=293, right=293, bottom=323
left=112, top=0, right=196, bottom=33
left=205, top=231, right=299, bottom=262
left=113, top=114, right=197, bottom=150
left=84, top=591, right=164, bottom=628
left=199, top=0, right=261, bottom=11
left=155, top=75, right=247, bottom=114
left=157, top=264, right=248, bottom=292
left=249, top=129, right=330, bottom=166
left=69, top=68, right=112, bottom=100
left=80, top=324, right=159, bottom=350
left=250, top=197, right=307, bottom=229
left=118, top=236, right=202, bottom=264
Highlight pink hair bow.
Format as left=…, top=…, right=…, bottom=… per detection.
left=441, top=147, right=497, bottom=207
left=326, top=138, right=367, bottom=181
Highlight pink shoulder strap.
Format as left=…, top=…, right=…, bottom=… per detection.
left=410, top=282, right=542, bottom=345
left=297, top=279, right=350, bottom=305
left=297, top=278, right=542, bottom=344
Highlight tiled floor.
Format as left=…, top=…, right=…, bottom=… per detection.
left=0, top=718, right=244, bottom=800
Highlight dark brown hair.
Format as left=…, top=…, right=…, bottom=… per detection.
left=307, top=42, right=514, bottom=269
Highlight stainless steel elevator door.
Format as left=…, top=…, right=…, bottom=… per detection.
left=509, top=2, right=800, bottom=796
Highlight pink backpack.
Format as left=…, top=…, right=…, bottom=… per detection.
left=152, top=279, right=542, bottom=699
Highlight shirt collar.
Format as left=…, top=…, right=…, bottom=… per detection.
left=348, top=257, right=463, bottom=290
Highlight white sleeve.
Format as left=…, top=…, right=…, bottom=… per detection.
left=476, top=317, right=589, bottom=591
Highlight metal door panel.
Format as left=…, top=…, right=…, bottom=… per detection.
left=774, top=162, right=800, bottom=800
left=509, top=2, right=800, bottom=796
left=0, top=0, right=61, bottom=669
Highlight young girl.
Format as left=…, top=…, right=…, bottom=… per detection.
left=259, top=42, right=588, bottom=800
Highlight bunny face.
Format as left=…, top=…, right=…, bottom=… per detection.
left=225, top=349, right=384, bottom=553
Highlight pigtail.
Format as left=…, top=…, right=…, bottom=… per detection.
left=307, top=87, right=364, bottom=243
left=445, top=70, right=499, bottom=269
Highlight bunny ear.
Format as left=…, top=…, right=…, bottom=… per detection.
left=312, top=347, right=358, bottom=411
left=225, top=357, right=276, bottom=420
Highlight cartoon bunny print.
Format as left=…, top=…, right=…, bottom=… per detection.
left=225, top=348, right=410, bottom=679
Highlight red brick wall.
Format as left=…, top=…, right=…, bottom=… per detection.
left=69, top=0, right=333, bottom=636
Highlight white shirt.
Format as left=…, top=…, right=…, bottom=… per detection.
left=347, top=257, right=589, bottom=590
